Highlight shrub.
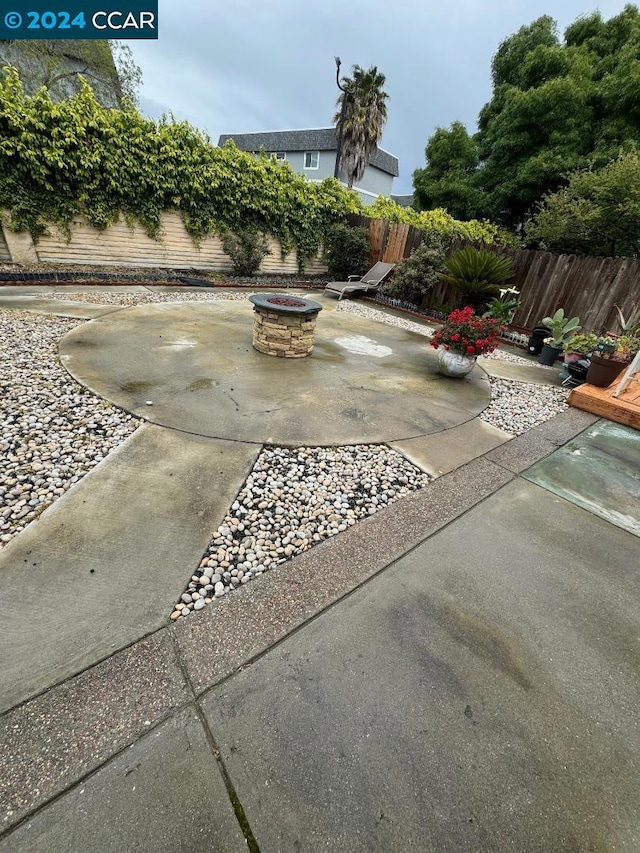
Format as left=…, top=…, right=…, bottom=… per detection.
left=367, top=197, right=517, bottom=246
left=438, top=247, right=515, bottom=311
left=222, top=227, right=270, bottom=276
left=524, top=152, right=640, bottom=258
left=384, top=234, right=448, bottom=303
left=322, top=223, right=370, bottom=280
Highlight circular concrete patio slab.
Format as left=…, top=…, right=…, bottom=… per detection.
left=59, top=301, right=491, bottom=445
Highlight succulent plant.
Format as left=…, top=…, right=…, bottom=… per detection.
left=541, top=309, right=581, bottom=349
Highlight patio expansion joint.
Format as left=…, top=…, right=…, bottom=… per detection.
left=192, top=702, right=263, bottom=853
left=191, top=456, right=517, bottom=700
left=164, top=629, right=263, bottom=852
left=0, top=692, right=195, bottom=843
left=0, top=624, right=168, bottom=724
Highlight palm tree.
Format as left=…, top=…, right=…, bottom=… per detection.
left=334, top=65, right=388, bottom=189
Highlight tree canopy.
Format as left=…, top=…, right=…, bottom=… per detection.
left=412, top=121, right=480, bottom=220
left=334, top=64, right=388, bottom=189
left=413, top=5, right=640, bottom=231
left=0, top=39, right=141, bottom=107
left=525, top=151, right=640, bottom=257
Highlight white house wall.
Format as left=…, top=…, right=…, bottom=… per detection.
left=256, top=151, right=394, bottom=206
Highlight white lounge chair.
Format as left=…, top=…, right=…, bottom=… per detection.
left=324, top=261, right=395, bottom=301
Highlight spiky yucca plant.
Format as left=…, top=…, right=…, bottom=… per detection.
left=615, top=304, right=640, bottom=336
left=438, top=247, right=516, bottom=297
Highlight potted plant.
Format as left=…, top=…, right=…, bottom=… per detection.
left=430, top=305, right=503, bottom=377
left=563, top=332, right=599, bottom=362
left=538, top=309, right=581, bottom=365
left=483, top=288, right=522, bottom=324
left=586, top=334, right=640, bottom=387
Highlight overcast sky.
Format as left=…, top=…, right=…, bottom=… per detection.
left=131, top=0, right=630, bottom=194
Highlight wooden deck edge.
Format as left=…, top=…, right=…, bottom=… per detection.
left=569, top=383, right=640, bottom=430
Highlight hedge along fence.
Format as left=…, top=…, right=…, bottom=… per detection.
left=0, top=70, right=360, bottom=272
left=351, top=211, right=640, bottom=333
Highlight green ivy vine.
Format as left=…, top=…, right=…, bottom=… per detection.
left=0, top=70, right=362, bottom=269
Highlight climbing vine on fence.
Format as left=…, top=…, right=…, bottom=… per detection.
left=367, top=197, right=517, bottom=246
left=0, top=70, right=362, bottom=268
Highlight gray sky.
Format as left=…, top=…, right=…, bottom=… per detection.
left=131, top=0, right=630, bottom=194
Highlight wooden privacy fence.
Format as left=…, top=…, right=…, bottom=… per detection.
left=347, top=213, right=640, bottom=333
left=502, top=250, right=640, bottom=333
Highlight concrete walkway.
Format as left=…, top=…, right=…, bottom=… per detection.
left=1, top=288, right=638, bottom=852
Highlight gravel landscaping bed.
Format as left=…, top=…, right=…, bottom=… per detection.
left=337, top=300, right=438, bottom=336
left=171, top=445, right=431, bottom=619
left=51, top=290, right=247, bottom=305
left=479, top=378, right=568, bottom=433
left=0, top=310, right=140, bottom=547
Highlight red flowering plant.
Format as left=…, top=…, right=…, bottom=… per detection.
left=430, top=306, right=503, bottom=356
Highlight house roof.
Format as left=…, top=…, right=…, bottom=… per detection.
left=217, top=128, right=399, bottom=177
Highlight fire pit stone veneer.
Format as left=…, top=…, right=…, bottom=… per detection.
left=248, top=293, right=323, bottom=357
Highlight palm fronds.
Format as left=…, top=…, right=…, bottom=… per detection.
left=438, top=247, right=515, bottom=295
left=334, top=65, right=388, bottom=189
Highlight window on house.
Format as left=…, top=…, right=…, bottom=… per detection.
left=304, top=151, right=319, bottom=169
left=268, top=152, right=286, bottom=160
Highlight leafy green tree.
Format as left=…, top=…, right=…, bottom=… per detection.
left=0, top=39, right=140, bottom=107
left=413, top=121, right=480, bottom=220
left=474, top=12, right=596, bottom=226
left=525, top=152, right=640, bottom=256
left=334, top=65, right=388, bottom=189
left=413, top=5, right=640, bottom=231
left=490, top=15, right=559, bottom=88
left=108, top=41, right=143, bottom=106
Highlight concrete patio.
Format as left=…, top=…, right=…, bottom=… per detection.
left=0, top=286, right=638, bottom=852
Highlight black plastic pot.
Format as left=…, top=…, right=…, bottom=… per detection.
left=527, top=325, right=551, bottom=355
left=567, top=360, right=590, bottom=383
left=538, top=343, right=562, bottom=365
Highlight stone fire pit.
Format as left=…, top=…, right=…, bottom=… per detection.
left=248, top=293, right=323, bottom=357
